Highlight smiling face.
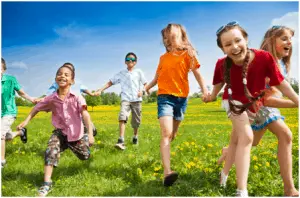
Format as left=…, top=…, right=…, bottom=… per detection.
left=275, top=29, right=293, bottom=59
left=125, top=54, right=137, bottom=69
left=220, top=27, right=248, bottom=65
left=55, top=67, right=74, bottom=88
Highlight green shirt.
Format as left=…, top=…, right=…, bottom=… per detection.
left=1, top=74, right=21, bottom=117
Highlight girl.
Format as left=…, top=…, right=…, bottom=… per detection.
left=17, top=65, right=95, bottom=197
left=206, top=22, right=298, bottom=196
left=1, top=58, right=35, bottom=168
left=145, top=24, right=208, bottom=187
left=34, top=62, right=98, bottom=137
left=213, top=26, right=299, bottom=196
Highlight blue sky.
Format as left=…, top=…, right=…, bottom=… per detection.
left=1, top=1, right=299, bottom=97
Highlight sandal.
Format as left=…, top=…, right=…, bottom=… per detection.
left=38, top=181, right=52, bottom=197
left=20, top=128, right=27, bottom=143
left=163, top=172, right=178, bottom=187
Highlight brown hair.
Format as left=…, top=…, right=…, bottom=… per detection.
left=1, top=58, right=7, bottom=71
left=260, top=26, right=294, bottom=74
left=62, top=62, right=75, bottom=72
left=161, top=23, right=198, bottom=69
left=217, top=25, right=264, bottom=114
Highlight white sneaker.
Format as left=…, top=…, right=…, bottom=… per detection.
left=115, top=143, right=126, bottom=150
left=220, top=170, right=228, bottom=187
left=236, top=189, right=248, bottom=197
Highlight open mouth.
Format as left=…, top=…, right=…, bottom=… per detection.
left=232, top=50, right=242, bottom=57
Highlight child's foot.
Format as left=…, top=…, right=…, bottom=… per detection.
left=217, top=147, right=228, bottom=165
left=115, top=138, right=125, bottom=150
left=38, top=181, right=52, bottom=197
left=163, top=171, right=178, bottom=187
left=20, top=128, right=27, bottom=143
left=220, top=170, right=228, bottom=187
left=236, top=189, right=248, bottom=197
left=132, top=137, right=138, bottom=145
left=284, top=189, right=299, bottom=197
left=1, top=159, right=6, bottom=168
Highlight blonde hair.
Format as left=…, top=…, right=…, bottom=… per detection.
left=161, top=23, right=199, bottom=69
left=260, top=26, right=294, bottom=74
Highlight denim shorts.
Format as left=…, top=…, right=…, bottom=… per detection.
left=157, top=94, right=188, bottom=121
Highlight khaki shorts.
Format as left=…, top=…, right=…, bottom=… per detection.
left=1, top=116, right=16, bottom=140
left=222, top=100, right=256, bottom=122
left=119, top=101, right=142, bottom=129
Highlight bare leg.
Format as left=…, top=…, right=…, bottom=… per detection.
left=170, top=120, right=181, bottom=141
left=119, top=121, right=126, bottom=138
left=268, top=120, right=299, bottom=196
left=44, top=165, right=54, bottom=182
left=159, top=116, right=176, bottom=176
left=133, top=128, right=138, bottom=136
left=1, top=139, right=5, bottom=161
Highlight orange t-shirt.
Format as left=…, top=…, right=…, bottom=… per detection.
left=156, top=50, right=200, bottom=97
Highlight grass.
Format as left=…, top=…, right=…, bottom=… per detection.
left=2, top=98, right=298, bottom=196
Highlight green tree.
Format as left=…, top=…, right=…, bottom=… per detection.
left=85, top=95, right=101, bottom=111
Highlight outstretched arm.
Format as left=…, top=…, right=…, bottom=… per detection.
left=205, top=82, right=225, bottom=103
left=82, top=89, right=95, bottom=96
left=145, top=73, right=158, bottom=95
left=192, top=68, right=208, bottom=100
left=17, top=89, right=35, bottom=103
left=17, top=109, right=39, bottom=130
left=94, top=81, right=113, bottom=96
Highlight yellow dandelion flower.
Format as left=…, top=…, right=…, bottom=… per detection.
left=171, top=152, right=176, bottom=156
left=15, top=151, right=19, bottom=154
left=97, top=140, right=101, bottom=144
left=252, top=156, right=258, bottom=161
left=153, top=173, right=158, bottom=176
left=12, top=141, right=17, bottom=145
left=180, top=148, right=183, bottom=151
left=184, top=142, right=190, bottom=147
left=254, top=165, right=258, bottom=170
left=265, top=162, right=270, bottom=167
left=207, top=144, right=213, bottom=148
left=21, top=151, right=25, bottom=155
left=154, top=167, right=161, bottom=171
left=137, top=168, right=142, bottom=176
left=191, top=142, right=195, bottom=145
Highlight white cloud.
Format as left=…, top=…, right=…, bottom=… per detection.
left=10, top=61, right=28, bottom=69
left=271, top=12, right=298, bottom=80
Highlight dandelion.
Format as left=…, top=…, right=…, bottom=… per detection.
left=21, top=151, right=25, bottom=155
left=265, top=162, right=270, bottom=167
left=207, top=144, right=213, bottom=148
left=171, top=152, right=176, bottom=156
left=97, top=140, right=101, bottom=144
left=191, top=142, right=195, bottom=146
left=137, top=168, right=142, bottom=176
left=12, top=141, right=17, bottom=145
left=154, top=167, right=161, bottom=171
left=254, top=165, right=258, bottom=170
left=184, top=142, right=190, bottom=147
left=252, top=156, right=258, bottom=161
left=153, top=173, right=158, bottom=176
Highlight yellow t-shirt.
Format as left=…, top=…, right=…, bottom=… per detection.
left=156, top=50, right=200, bottom=97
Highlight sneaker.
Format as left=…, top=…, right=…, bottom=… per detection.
left=38, top=181, right=52, bottom=197
left=1, top=159, right=6, bottom=168
left=220, top=170, right=228, bottom=188
left=236, top=189, right=248, bottom=197
left=132, top=137, right=138, bottom=144
left=115, top=138, right=125, bottom=150
left=20, top=128, right=27, bottom=143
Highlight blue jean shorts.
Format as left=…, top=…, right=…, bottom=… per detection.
left=157, top=94, right=188, bottom=121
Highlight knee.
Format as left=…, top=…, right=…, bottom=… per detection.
left=278, top=129, right=293, bottom=144
left=240, top=132, right=253, bottom=145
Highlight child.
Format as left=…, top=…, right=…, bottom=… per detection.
left=34, top=62, right=98, bottom=137
left=1, top=58, right=35, bottom=168
left=212, top=25, right=299, bottom=196
left=17, top=65, right=95, bottom=197
left=94, top=52, right=147, bottom=150
left=205, top=21, right=298, bottom=196
left=145, top=24, right=208, bottom=187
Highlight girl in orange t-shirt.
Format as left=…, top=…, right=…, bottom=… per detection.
left=145, top=23, right=208, bottom=187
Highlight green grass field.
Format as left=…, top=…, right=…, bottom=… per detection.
left=2, top=98, right=298, bottom=196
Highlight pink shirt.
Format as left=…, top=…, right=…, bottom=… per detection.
left=33, top=91, right=87, bottom=142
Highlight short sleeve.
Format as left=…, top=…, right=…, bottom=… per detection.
left=212, top=59, right=224, bottom=85
left=46, top=82, right=59, bottom=96
left=77, top=95, right=87, bottom=112
left=13, top=77, right=21, bottom=91
left=265, top=52, right=284, bottom=86
left=110, top=72, right=121, bottom=85
left=33, top=95, right=52, bottom=112
left=139, top=70, right=147, bottom=85
left=156, top=56, right=163, bottom=75
left=187, top=53, right=200, bottom=70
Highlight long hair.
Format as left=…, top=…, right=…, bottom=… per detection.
left=217, top=25, right=264, bottom=114
left=260, top=26, right=294, bottom=74
left=161, top=23, right=198, bottom=69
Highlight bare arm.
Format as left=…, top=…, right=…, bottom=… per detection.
left=210, top=82, right=225, bottom=102
left=82, top=89, right=95, bottom=96
left=17, top=109, right=39, bottom=130
left=273, top=80, right=298, bottom=107
left=17, top=89, right=34, bottom=103
left=82, top=109, right=94, bottom=146
left=94, top=81, right=113, bottom=96
left=145, top=73, right=158, bottom=94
